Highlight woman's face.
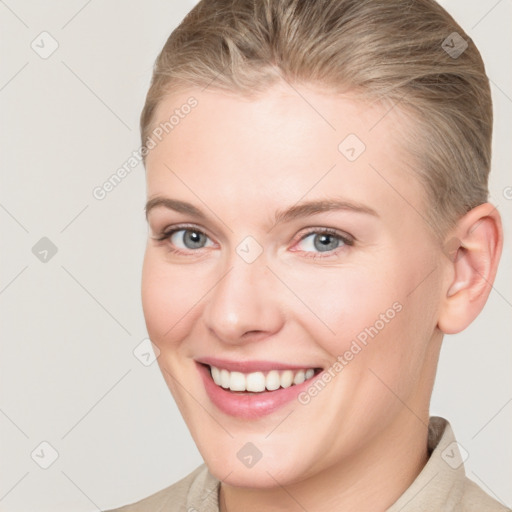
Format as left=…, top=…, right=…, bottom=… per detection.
left=142, top=84, right=446, bottom=487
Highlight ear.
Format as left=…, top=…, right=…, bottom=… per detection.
left=437, top=203, right=503, bottom=335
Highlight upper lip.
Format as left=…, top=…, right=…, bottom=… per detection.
left=196, top=357, right=321, bottom=373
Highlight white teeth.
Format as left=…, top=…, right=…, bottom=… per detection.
left=209, top=365, right=317, bottom=392
left=246, top=372, right=266, bottom=392
left=293, top=369, right=305, bottom=385
left=230, top=371, right=246, bottom=391
left=280, top=370, right=294, bottom=388
left=265, top=370, right=281, bottom=391
left=220, top=369, right=230, bottom=389
left=211, top=366, right=221, bottom=385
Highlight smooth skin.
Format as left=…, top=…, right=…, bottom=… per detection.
left=141, top=82, right=502, bottom=512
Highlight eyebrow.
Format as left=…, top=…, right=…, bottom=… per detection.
left=145, top=197, right=206, bottom=220
left=145, top=196, right=378, bottom=224
left=272, top=199, right=379, bottom=225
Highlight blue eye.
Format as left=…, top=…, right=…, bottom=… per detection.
left=296, top=232, right=348, bottom=253
left=169, top=229, right=214, bottom=250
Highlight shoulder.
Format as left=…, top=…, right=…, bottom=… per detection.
left=387, top=418, right=510, bottom=512
left=459, top=477, right=511, bottom=512
left=104, top=464, right=219, bottom=512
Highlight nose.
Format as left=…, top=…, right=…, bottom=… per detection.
left=202, top=256, right=285, bottom=345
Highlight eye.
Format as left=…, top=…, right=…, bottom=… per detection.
left=169, top=229, right=214, bottom=250
left=295, top=231, right=351, bottom=253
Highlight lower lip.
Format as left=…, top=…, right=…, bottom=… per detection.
left=197, top=363, right=320, bottom=419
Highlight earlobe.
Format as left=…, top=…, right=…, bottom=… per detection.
left=437, top=203, right=503, bottom=335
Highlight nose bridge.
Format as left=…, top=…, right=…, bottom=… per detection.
left=203, top=251, right=283, bottom=343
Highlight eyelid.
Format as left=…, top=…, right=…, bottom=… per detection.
left=288, top=227, right=355, bottom=259
left=293, top=227, right=355, bottom=246
left=152, top=223, right=215, bottom=244
left=151, top=223, right=354, bottom=258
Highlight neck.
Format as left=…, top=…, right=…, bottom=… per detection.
left=220, top=413, right=430, bottom=512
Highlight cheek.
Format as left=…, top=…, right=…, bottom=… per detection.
left=280, top=263, right=399, bottom=353
left=141, top=250, right=205, bottom=347
left=281, top=257, right=437, bottom=385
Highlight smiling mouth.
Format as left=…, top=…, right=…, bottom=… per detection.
left=205, top=364, right=322, bottom=393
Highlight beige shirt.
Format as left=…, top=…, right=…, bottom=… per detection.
left=107, top=417, right=510, bottom=511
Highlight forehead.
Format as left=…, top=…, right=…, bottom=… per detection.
left=145, top=84, right=425, bottom=226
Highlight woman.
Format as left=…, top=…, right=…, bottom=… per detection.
left=109, top=0, right=506, bottom=510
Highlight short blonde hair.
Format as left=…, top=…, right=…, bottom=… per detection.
left=141, top=0, right=492, bottom=235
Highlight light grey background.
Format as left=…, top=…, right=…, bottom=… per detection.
left=0, top=1, right=510, bottom=510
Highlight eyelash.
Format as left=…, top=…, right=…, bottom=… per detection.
left=153, top=223, right=212, bottom=256
left=292, top=227, right=354, bottom=259
left=153, top=224, right=354, bottom=258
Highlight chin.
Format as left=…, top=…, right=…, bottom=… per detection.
left=196, top=436, right=316, bottom=490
